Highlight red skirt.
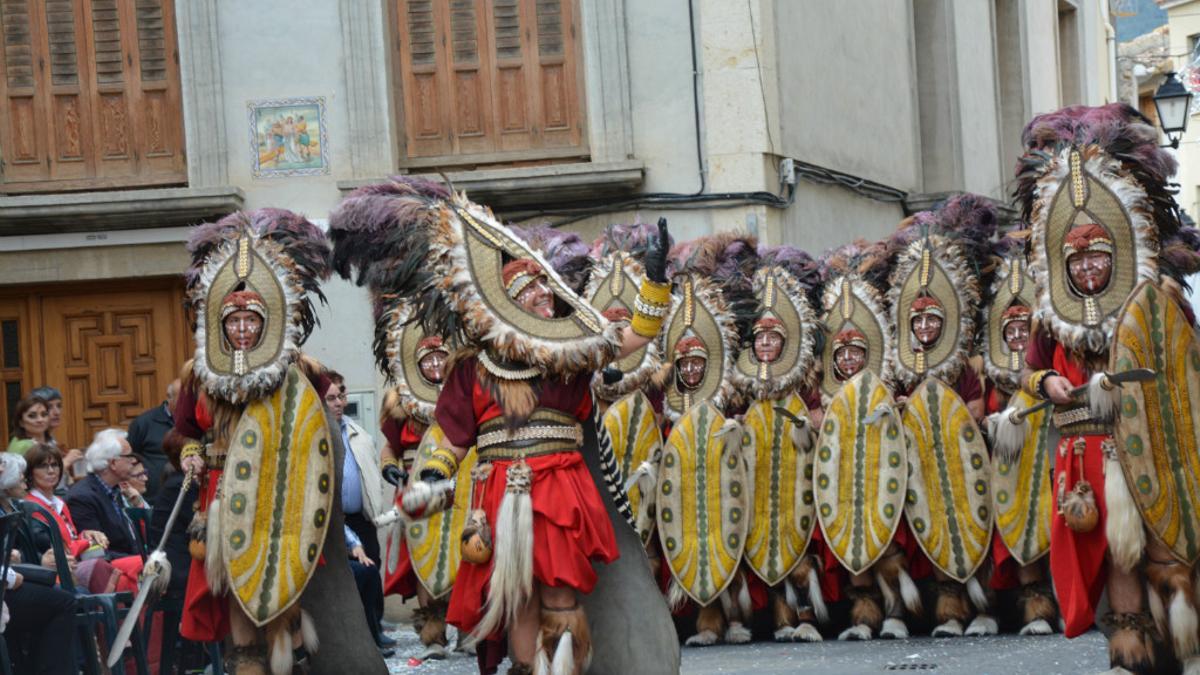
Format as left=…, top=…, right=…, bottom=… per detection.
left=989, top=528, right=1021, bottom=591
left=181, top=468, right=230, bottom=642
left=1049, top=433, right=1109, bottom=638
left=447, top=451, right=618, bottom=635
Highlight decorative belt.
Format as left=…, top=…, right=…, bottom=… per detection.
left=1052, top=404, right=1112, bottom=436
left=477, top=409, right=582, bottom=462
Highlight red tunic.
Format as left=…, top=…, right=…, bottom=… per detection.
left=382, top=416, right=423, bottom=599
left=1026, top=328, right=1110, bottom=638
left=436, top=357, right=618, bottom=635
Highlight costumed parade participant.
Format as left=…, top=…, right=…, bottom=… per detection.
left=375, top=303, right=460, bottom=662
left=166, top=209, right=385, bottom=675
left=885, top=195, right=997, bottom=638
left=582, top=223, right=672, bottom=546
left=729, top=245, right=833, bottom=643
left=980, top=234, right=1059, bottom=636
left=329, top=178, right=679, bottom=675
left=813, top=240, right=920, bottom=641
left=657, top=233, right=762, bottom=647
left=1005, top=103, right=1200, bottom=673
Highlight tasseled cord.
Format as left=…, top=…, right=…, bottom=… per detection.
left=470, top=460, right=535, bottom=644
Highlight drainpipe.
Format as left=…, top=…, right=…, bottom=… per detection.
left=1104, top=10, right=1118, bottom=102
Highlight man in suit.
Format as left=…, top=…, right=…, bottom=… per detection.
left=65, top=428, right=141, bottom=556
left=323, top=372, right=392, bottom=650
left=127, top=379, right=180, bottom=501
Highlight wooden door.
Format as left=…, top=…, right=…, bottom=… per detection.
left=0, top=297, right=30, bottom=438
left=36, top=279, right=188, bottom=450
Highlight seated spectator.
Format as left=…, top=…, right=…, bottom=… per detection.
left=28, top=386, right=83, bottom=476
left=0, top=452, right=78, bottom=674
left=23, top=443, right=141, bottom=592
left=6, top=395, right=50, bottom=456
left=127, top=380, right=179, bottom=501
left=120, top=455, right=149, bottom=509
left=344, top=524, right=390, bottom=656
left=65, top=429, right=141, bottom=556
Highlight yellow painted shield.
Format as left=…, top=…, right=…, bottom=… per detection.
left=405, top=425, right=478, bottom=599
left=657, top=402, right=747, bottom=606
left=221, top=365, right=334, bottom=626
left=742, top=395, right=816, bottom=586
left=815, top=371, right=907, bottom=575
left=1112, top=281, right=1200, bottom=565
left=991, top=390, right=1054, bottom=566
left=602, top=390, right=662, bottom=543
left=903, top=378, right=992, bottom=582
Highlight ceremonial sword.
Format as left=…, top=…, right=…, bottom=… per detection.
left=107, top=472, right=195, bottom=668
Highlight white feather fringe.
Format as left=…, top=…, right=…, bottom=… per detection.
left=204, top=500, right=226, bottom=595
left=551, top=630, right=574, bottom=675
left=300, top=609, right=319, bottom=654
left=270, top=629, right=293, bottom=675
left=898, top=569, right=923, bottom=615
left=471, top=490, right=534, bottom=642
left=967, top=577, right=989, bottom=613
left=1088, top=373, right=1121, bottom=422
left=1104, top=454, right=1145, bottom=573
left=807, top=567, right=829, bottom=624
left=992, top=409, right=1027, bottom=461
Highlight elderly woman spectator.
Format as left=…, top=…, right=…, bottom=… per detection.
left=6, top=395, right=50, bottom=456
left=23, top=443, right=141, bottom=592
left=0, top=452, right=78, bottom=674
left=65, top=429, right=141, bottom=556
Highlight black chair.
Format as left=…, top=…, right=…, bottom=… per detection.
left=0, top=510, right=24, bottom=675
left=18, top=501, right=151, bottom=675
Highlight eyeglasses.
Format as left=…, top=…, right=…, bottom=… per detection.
left=324, top=393, right=348, bottom=403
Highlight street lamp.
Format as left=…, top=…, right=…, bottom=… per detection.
left=1153, top=71, right=1193, bottom=149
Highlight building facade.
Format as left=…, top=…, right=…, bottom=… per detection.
left=0, top=0, right=1117, bottom=444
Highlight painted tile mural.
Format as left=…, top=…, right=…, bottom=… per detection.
left=247, top=97, right=330, bottom=177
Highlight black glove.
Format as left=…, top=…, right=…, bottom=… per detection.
left=382, top=464, right=407, bottom=487
left=644, top=217, right=670, bottom=284
left=601, top=367, right=625, bottom=385
left=419, top=468, right=448, bottom=483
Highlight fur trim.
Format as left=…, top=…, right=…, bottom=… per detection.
left=471, top=482, right=535, bottom=642
left=1027, top=145, right=1160, bottom=354
left=792, top=556, right=828, bottom=624
left=144, top=550, right=171, bottom=596
left=886, top=233, right=980, bottom=392
left=981, top=255, right=1035, bottom=393
left=991, top=407, right=1027, bottom=461
left=935, top=583, right=971, bottom=624
left=1088, top=372, right=1121, bottom=422
left=300, top=609, right=318, bottom=653
left=204, top=497, right=226, bottom=595
left=662, top=274, right=741, bottom=422
left=379, top=387, right=409, bottom=428
left=967, top=577, right=989, bottom=613
left=1105, top=452, right=1146, bottom=573
left=379, top=304, right=439, bottom=424
left=817, top=271, right=894, bottom=407
left=848, top=587, right=884, bottom=633
left=1146, top=558, right=1200, bottom=660
left=730, top=261, right=820, bottom=400
left=583, top=253, right=667, bottom=400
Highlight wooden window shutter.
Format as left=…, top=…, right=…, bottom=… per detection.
left=0, top=0, right=184, bottom=194
left=395, top=0, right=584, bottom=165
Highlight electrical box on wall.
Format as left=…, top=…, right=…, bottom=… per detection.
left=344, top=390, right=378, bottom=441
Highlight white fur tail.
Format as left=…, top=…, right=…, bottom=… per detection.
left=807, top=567, right=828, bottom=624
left=967, top=577, right=988, bottom=613
left=1104, top=451, right=1145, bottom=573
left=300, top=609, right=319, bottom=654
left=991, top=409, right=1026, bottom=461
left=204, top=501, right=226, bottom=595
left=737, top=574, right=752, bottom=619
left=471, top=489, right=534, bottom=642
left=1169, top=590, right=1200, bottom=661
left=270, top=629, right=294, bottom=675
left=784, top=579, right=799, bottom=612
left=875, top=571, right=898, bottom=616
left=1088, top=373, right=1121, bottom=422
left=666, top=580, right=688, bottom=612
left=551, top=630, right=574, bottom=675
left=898, top=569, right=923, bottom=615
left=145, top=550, right=172, bottom=595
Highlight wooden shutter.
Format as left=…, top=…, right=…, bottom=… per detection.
left=395, top=0, right=585, bottom=166
left=0, top=0, right=185, bottom=194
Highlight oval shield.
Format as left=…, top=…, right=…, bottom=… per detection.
left=814, top=370, right=906, bottom=576
left=742, top=395, right=816, bottom=586
left=602, top=390, right=662, bottom=543
left=221, top=365, right=334, bottom=626
left=1112, top=281, right=1200, bottom=565
left=903, top=377, right=992, bottom=582
left=991, top=390, right=1054, bottom=567
left=657, top=402, right=747, bottom=606
left=405, top=425, right=478, bottom=600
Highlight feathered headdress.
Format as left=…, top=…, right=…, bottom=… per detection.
left=981, top=233, right=1035, bottom=393
left=731, top=245, right=822, bottom=400
left=1015, top=103, right=1200, bottom=353
left=815, top=239, right=893, bottom=402
left=886, top=193, right=997, bottom=391
left=186, top=209, right=331, bottom=403
left=329, top=177, right=620, bottom=376
left=672, top=232, right=760, bottom=344
left=584, top=222, right=671, bottom=401
left=510, top=223, right=594, bottom=295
